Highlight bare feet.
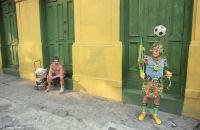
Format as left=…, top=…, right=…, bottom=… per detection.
left=59, top=87, right=64, bottom=94
left=45, top=88, right=52, bottom=92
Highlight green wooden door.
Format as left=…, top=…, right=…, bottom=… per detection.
left=121, top=0, right=193, bottom=114
left=41, top=0, right=74, bottom=89
left=0, top=0, right=19, bottom=75
left=44, top=0, right=74, bottom=74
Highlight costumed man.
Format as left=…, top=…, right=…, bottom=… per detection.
left=138, top=25, right=172, bottom=125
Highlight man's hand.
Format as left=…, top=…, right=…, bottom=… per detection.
left=49, top=75, right=56, bottom=80
left=165, top=71, right=172, bottom=79
left=52, top=75, right=60, bottom=79
left=140, top=72, right=145, bottom=80
left=51, top=76, right=56, bottom=79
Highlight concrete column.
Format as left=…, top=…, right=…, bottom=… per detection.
left=15, top=0, right=43, bottom=80
left=183, top=0, right=200, bottom=119
left=73, top=0, right=122, bottom=101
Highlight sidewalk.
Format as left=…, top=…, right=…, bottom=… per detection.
left=0, top=74, right=199, bottom=130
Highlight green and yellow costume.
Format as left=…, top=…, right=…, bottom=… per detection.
left=138, top=42, right=172, bottom=125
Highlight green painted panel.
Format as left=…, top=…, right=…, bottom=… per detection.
left=169, top=0, right=184, bottom=41
left=40, top=0, right=74, bottom=90
left=1, top=0, right=19, bottom=75
left=128, top=0, right=141, bottom=36
left=121, top=0, right=193, bottom=114
left=44, top=0, right=74, bottom=75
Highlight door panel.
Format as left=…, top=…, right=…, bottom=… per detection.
left=1, top=0, right=19, bottom=74
left=45, top=0, right=74, bottom=74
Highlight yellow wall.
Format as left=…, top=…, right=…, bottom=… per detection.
left=183, top=0, right=200, bottom=120
left=15, top=0, right=43, bottom=80
left=73, top=0, right=122, bottom=101
left=0, top=10, right=3, bottom=74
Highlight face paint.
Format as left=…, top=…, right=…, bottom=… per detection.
left=152, top=47, right=160, bottom=58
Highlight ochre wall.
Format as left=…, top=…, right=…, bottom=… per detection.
left=15, top=0, right=43, bottom=80
left=183, top=0, right=200, bottom=120
left=73, top=0, right=122, bottom=101
left=0, top=5, right=4, bottom=74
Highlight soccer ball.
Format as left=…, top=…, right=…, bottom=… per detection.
left=154, top=25, right=166, bottom=37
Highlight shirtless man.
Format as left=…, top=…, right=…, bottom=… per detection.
left=45, top=56, right=65, bottom=94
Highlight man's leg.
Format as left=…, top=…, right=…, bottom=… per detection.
left=138, top=82, right=150, bottom=121
left=152, top=97, right=161, bottom=125
left=59, top=76, right=65, bottom=93
left=138, top=96, right=148, bottom=121
left=45, top=75, right=52, bottom=92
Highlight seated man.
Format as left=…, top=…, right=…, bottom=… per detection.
left=45, top=56, right=65, bottom=94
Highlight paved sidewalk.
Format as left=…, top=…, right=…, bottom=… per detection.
left=0, top=74, right=199, bottom=130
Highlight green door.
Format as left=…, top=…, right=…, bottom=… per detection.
left=41, top=0, right=74, bottom=88
left=0, top=0, right=19, bottom=75
left=121, top=0, right=193, bottom=114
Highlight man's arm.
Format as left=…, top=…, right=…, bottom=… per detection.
left=48, top=64, right=53, bottom=76
left=59, top=64, right=64, bottom=77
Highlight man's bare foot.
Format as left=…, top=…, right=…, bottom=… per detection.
left=45, top=88, right=52, bottom=92
left=59, top=87, right=64, bottom=94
